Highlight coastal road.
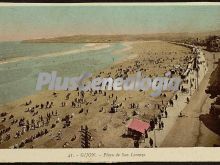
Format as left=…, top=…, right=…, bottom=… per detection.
left=161, top=50, right=220, bottom=147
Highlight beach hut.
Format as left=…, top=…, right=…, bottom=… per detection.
left=126, top=118, right=150, bottom=140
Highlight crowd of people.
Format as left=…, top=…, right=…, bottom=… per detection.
left=0, top=43, right=201, bottom=148
left=129, top=44, right=206, bottom=148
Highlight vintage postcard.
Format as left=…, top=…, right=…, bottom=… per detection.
left=0, top=2, right=220, bottom=163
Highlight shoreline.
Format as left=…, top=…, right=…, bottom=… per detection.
left=0, top=42, right=128, bottom=105
left=113, top=41, right=138, bottom=64
left=0, top=40, right=197, bottom=148
left=0, top=43, right=111, bottom=65
left=0, top=41, right=150, bottom=107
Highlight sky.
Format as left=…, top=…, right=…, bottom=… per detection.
left=0, top=4, right=220, bottom=41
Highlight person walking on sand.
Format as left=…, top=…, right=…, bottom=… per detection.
left=149, top=138, right=153, bottom=148
left=150, top=120, right=155, bottom=130
left=158, top=114, right=161, bottom=121
left=145, top=130, right=148, bottom=139
left=134, top=140, right=139, bottom=148
left=161, top=121, right=164, bottom=129
left=159, top=122, right=161, bottom=130
left=175, top=94, right=178, bottom=100
left=165, top=110, right=168, bottom=118
left=186, top=97, right=190, bottom=104
left=169, top=99, right=174, bottom=107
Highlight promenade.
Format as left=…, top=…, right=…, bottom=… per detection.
left=161, top=47, right=219, bottom=147
left=141, top=44, right=208, bottom=147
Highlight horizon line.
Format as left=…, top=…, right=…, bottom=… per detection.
left=1, top=2, right=220, bottom=7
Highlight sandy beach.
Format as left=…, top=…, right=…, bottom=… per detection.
left=0, top=41, right=218, bottom=148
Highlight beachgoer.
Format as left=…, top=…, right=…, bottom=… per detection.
left=149, top=138, right=153, bottom=147
left=165, top=110, right=168, bottom=118
left=161, top=121, right=164, bottom=129
left=186, top=97, right=190, bottom=104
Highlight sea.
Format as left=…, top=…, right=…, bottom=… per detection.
left=0, top=41, right=127, bottom=104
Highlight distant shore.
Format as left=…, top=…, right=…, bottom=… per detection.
left=21, top=31, right=220, bottom=44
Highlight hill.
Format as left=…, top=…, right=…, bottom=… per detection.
left=22, top=31, right=220, bottom=43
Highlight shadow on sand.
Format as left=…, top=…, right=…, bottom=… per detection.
left=199, top=114, right=220, bottom=136
left=205, top=59, right=220, bottom=98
